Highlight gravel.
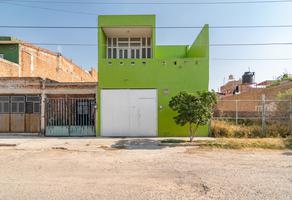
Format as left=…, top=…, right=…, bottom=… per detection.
left=0, top=138, right=291, bottom=200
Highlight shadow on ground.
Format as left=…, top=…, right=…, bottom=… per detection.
left=282, top=152, right=292, bottom=156
left=111, top=139, right=166, bottom=150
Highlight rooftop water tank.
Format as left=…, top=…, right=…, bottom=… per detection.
left=242, top=71, right=255, bottom=84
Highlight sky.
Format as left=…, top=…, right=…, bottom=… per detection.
left=0, top=0, right=292, bottom=90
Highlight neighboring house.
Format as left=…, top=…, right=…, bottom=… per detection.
left=0, top=36, right=97, bottom=82
left=215, top=80, right=292, bottom=118
left=0, top=37, right=98, bottom=136
left=220, top=72, right=257, bottom=97
left=0, top=77, right=97, bottom=136
left=97, top=15, right=209, bottom=137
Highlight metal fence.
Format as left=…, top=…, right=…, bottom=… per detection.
left=213, top=98, right=292, bottom=137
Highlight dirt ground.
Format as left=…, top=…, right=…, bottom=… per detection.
left=0, top=137, right=291, bottom=200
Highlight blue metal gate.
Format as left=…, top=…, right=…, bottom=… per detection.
left=45, top=98, right=96, bottom=136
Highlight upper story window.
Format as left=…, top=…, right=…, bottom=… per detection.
left=0, top=54, right=4, bottom=59
left=107, top=37, right=152, bottom=59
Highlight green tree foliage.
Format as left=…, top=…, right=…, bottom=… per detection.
left=279, top=73, right=292, bottom=81
left=169, top=91, right=217, bottom=142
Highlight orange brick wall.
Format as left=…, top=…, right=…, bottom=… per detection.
left=0, top=59, right=19, bottom=77
left=217, top=81, right=292, bottom=112
left=18, top=44, right=97, bottom=82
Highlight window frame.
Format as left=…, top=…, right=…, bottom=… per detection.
left=11, top=96, right=25, bottom=114
left=0, top=96, right=9, bottom=113
left=107, top=37, right=152, bottom=59
left=26, top=96, right=41, bottom=114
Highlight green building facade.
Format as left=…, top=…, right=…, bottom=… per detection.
left=0, top=37, right=19, bottom=64
left=98, top=15, right=209, bottom=137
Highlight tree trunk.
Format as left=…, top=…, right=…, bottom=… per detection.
left=190, top=124, right=199, bottom=143
left=189, top=123, right=193, bottom=142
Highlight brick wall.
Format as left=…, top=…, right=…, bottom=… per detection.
left=216, top=81, right=292, bottom=113
left=0, top=43, right=97, bottom=82
left=220, top=80, right=253, bottom=95
left=0, top=58, right=19, bottom=77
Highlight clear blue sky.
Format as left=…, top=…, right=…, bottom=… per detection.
left=0, top=0, right=292, bottom=90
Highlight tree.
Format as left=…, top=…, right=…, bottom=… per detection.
left=169, top=91, right=217, bottom=142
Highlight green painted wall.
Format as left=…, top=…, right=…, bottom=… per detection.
left=98, top=15, right=209, bottom=137
left=155, top=45, right=188, bottom=58
left=98, top=15, right=156, bottom=60
left=187, top=25, right=209, bottom=58
left=0, top=44, right=19, bottom=64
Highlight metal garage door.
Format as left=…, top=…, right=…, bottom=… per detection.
left=101, top=89, right=157, bottom=137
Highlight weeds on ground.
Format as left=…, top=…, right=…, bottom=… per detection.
left=211, top=120, right=290, bottom=138
left=197, top=138, right=292, bottom=150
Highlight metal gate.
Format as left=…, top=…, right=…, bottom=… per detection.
left=45, top=98, right=96, bottom=136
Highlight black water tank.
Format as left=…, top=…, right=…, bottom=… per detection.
left=242, top=72, right=255, bottom=84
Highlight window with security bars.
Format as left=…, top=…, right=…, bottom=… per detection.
left=11, top=96, right=25, bottom=113
left=107, top=37, right=152, bottom=59
left=26, top=96, right=41, bottom=113
left=0, top=96, right=9, bottom=113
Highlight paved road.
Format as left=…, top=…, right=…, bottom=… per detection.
left=0, top=138, right=291, bottom=200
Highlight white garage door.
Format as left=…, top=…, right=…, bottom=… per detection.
left=101, top=89, right=157, bottom=137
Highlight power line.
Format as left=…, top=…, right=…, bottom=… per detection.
left=1, top=0, right=291, bottom=16
left=1, top=25, right=292, bottom=29
left=210, top=42, right=292, bottom=46
left=2, top=0, right=292, bottom=5
left=21, top=42, right=292, bottom=46
left=212, top=58, right=292, bottom=60
left=0, top=1, right=97, bottom=15
left=29, top=43, right=97, bottom=46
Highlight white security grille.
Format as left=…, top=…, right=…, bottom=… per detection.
left=107, top=37, right=152, bottom=59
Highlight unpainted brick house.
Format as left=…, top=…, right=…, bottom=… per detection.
left=0, top=36, right=97, bottom=82
left=0, top=37, right=97, bottom=136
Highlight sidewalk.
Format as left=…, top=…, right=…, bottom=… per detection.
left=0, top=136, right=215, bottom=151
